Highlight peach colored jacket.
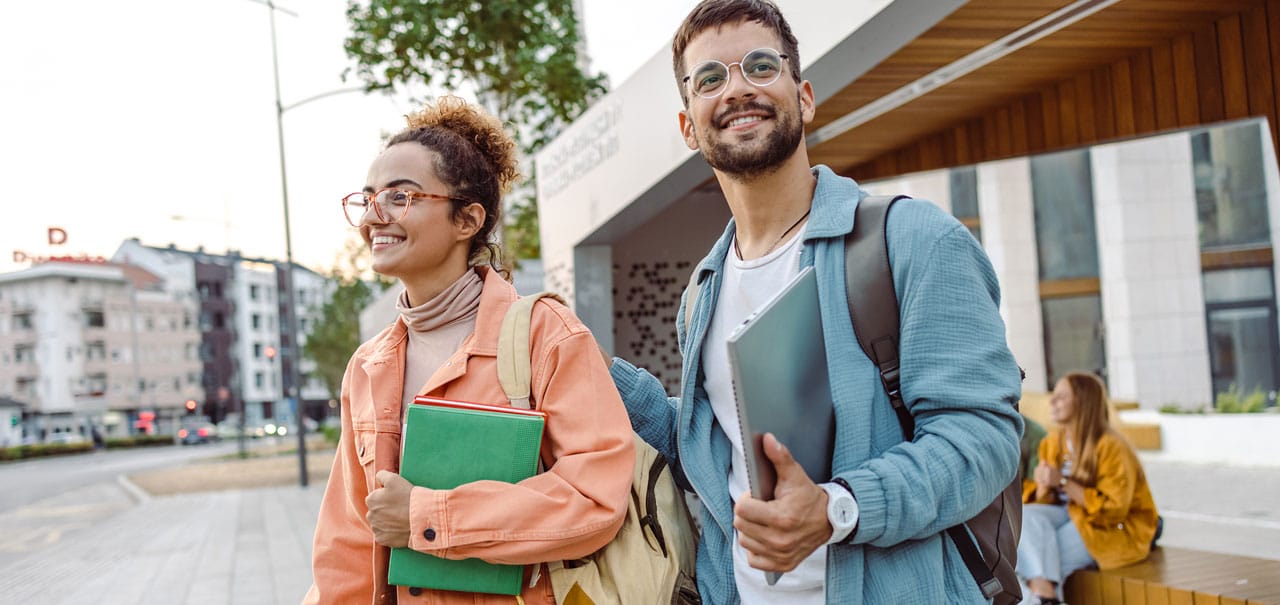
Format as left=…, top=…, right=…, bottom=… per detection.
left=304, top=268, right=634, bottom=605
left=1024, top=428, right=1159, bottom=570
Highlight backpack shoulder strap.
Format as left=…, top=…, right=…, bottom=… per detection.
left=847, top=195, right=1012, bottom=601
left=497, top=291, right=566, bottom=410
left=845, top=194, right=913, bottom=439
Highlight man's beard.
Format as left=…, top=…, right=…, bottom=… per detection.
left=698, top=96, right=803, bottom=180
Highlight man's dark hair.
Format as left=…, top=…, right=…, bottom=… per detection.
left=671, top=0, right=802, bottom=106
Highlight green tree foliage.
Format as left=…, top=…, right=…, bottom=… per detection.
left=344, top=0, right=608, bottom=259
left=304, top=275, right=374, bottom=403
left=304, top=235, right=389, bottom=402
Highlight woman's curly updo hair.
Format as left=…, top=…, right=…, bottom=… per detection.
left=385, top=95, right=521, bottom=277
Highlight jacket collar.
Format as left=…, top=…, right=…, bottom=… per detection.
left=465, top=266, right=518, bottom=357
left=691, top=164, right=861, bottom=285
left=360, top=266, right=516, bottom=373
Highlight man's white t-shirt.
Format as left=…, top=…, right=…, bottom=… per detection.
left=701, top=226, right=826, bottom=604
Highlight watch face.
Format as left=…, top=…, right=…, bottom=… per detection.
left=834, top=500, right=854, bottom=523
left=836, top=505, right=853, bottom=523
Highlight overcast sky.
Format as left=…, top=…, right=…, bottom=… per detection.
left=0, top=0, right=699, bottom=275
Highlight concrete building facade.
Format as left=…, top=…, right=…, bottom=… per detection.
left=113, top=240, right=334, bottom=433
left=535, top=0, right=1280, bottom=409
left=0, top=260, right=203, bottom=440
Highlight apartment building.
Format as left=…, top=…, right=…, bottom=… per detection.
left=113, top=240, right=332, bottom=432
left=0, top=260, right=203, bottom=440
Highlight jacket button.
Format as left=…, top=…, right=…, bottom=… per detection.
left=424, top=528, right=436, bottom=541
left=357, top=444, right=366, bottom=457
left=408, top=586, right=422, bottom=596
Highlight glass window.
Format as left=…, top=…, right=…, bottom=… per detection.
left=1203, top=268, right=1278, bottom=405
left=1192, top=123, right=1271, bottom=249
left=950, top=166, right=981, bottom=242
left=12, top=312, right=33, bottom=330
left=1203, top=267, right=1273, bottom=304
left=83, top=310, right=105, bottom=328
left=950, top=166, right=979, bottom=218
left=1208, top=307, right=1278, bottom=404
left=1042, top=295, right=1106, bottom=385
left=1031, top=150, right=1099, bottom=280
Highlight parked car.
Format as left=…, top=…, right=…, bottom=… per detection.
left=178, top=422, right=216, bottom=445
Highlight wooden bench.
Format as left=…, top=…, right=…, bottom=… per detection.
left=1063, top=546, right=1280, bottom=604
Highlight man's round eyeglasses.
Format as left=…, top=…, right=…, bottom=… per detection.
left=341, top=188, right=466, bottom=227
left=683, top=47, right=789, bottom=100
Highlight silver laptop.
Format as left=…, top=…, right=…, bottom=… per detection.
left=725, top=266, right=834, bottom=501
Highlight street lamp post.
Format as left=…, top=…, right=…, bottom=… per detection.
left=261, top=0, right=310, bottom=488
left=254, top=0, right=364, bottom=487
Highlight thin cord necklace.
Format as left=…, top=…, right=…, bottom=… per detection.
left=734, top=208, right=812, bottom=260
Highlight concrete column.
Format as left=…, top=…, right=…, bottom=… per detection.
left=1091, top=132, right=1211, bottom=409
left=1261, top=122, right=1280, bottom=361
left=864, top=168, right=952, bottom=214
left=573, top=245, right=614, bottom=354
left=977, top=158, right=1048, bottom=392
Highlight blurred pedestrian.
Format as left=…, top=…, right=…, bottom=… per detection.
left=1018, top=372, right=1159, bottom=604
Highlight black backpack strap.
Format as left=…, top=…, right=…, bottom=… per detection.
left=845, top=194, right=913, bottom=439
left=845, top=194, right=1003, bottom=600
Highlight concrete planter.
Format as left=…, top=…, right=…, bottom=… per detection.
left=1123, top=410, right=1280, bottom=467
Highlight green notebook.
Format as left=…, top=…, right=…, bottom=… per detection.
left=389, top=396, right=546, bottom=595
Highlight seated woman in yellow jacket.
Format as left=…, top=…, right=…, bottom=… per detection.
left=1019, top=371, right=1159, bottom=605
left=305, top=96, right=634, bottom=604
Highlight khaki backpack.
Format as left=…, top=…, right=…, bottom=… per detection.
left=497, top=292, right=701, bottom=605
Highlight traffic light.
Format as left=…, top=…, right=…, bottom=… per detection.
left=185, top=399, right=198, bottom=413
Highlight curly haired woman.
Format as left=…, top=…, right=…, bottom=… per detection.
left=304, top=96, right=633, bottom=605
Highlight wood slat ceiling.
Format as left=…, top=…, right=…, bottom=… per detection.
left=807, top=0, right=1263, bottom=172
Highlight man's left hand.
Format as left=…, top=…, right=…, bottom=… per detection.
left=366, top=470, right=413, bottom=548
left=733, top=433, right=832, bottom=572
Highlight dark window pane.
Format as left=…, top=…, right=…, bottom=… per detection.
left=1032, top=150, right=1099, bottom=280
left=1192, top=123, right=1271, bottom=249
left=950, top=166, right=979, bottom=219
left=1203, top=267, right=1278, bottom=406
left=1042, top=295, right=1106, bottom=385
left=1208, top=306, right=1278, bottom=404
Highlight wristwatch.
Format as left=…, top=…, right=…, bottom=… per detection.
left=821, top=482, right=859, bottom=544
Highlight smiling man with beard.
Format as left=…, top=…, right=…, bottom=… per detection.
left=601, top=1, right=1025, bottom=603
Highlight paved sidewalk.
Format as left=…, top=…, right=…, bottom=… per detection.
left=1, top=444, right=1276, bottom=605
left=0, top=481, right=325, bottom=605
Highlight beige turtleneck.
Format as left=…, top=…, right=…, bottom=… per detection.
left=396, top=269, right=483, bottom=412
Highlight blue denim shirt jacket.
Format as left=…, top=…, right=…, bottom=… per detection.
left=609, top=165, right=1024, bottom=604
